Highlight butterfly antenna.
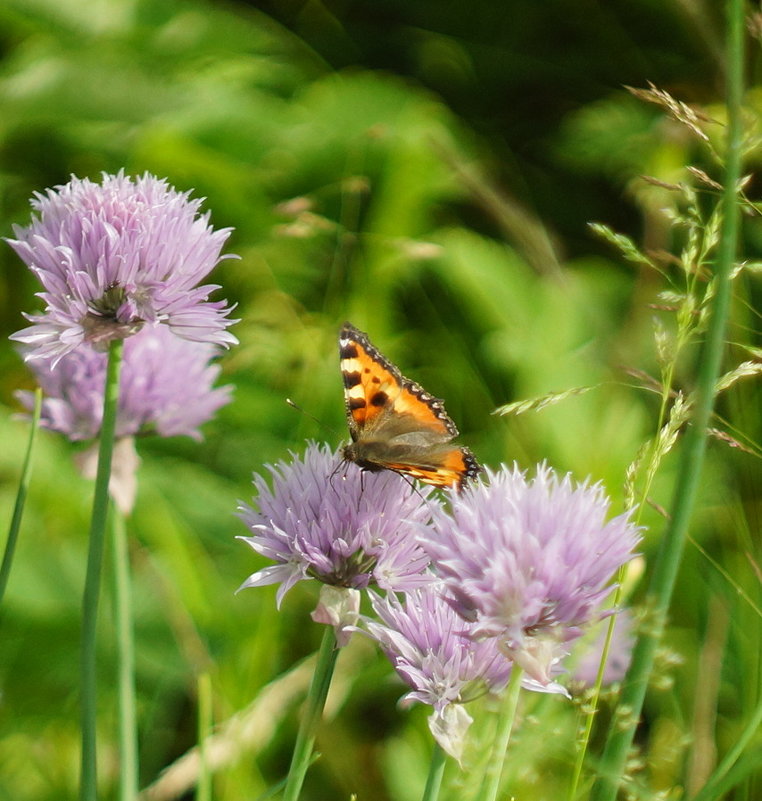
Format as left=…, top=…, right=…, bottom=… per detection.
left=285, top=398, right=339, bottom=437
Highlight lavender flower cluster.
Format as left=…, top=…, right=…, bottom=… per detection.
left=7, top=170, right=640, bottom=766
left=238, top=442, right=641, bottom=759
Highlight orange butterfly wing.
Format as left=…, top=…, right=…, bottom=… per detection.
left=338, top=322, right=481, bottom=489
left=378, top=449, right=481, bottom=489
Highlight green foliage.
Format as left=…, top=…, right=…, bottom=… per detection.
left=1, top=1, right=761, bottom=800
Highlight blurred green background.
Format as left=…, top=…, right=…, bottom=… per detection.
left=1, top=1, right=760, bottom=799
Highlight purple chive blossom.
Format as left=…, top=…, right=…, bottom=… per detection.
left=364, top=586, right=512, bottom=761
left=237, top=443, right=437, bottom=608
left=15, top=324, right=232, bottom=441
left=8, top=171, right=238, bottom=362
left=421, top=464, right=641, bottom=687
left=367, top=586, right=513, bottom=708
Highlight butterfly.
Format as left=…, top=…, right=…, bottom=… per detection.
left=339, top=322, right=482, bottom=489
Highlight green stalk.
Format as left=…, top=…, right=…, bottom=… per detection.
left=480, top=666, right=523, bottom=801
left=420, top=743, right=447, bottom=801
left=197, top=672, right=213, bottom=801
left=111, top=509, right=139, bottom=801
left=0, top=387, right=42, bottom=607
left=282, top=626, right=339, bottom=801
left=81, top=338, right=124, bottom=801
left=589, top=1, right=744, bottom=798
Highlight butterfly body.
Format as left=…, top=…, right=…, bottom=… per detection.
left=339, top=322, right=481, bottom=489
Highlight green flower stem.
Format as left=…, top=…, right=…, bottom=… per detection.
left=197, top=672, right=213, bottom=801
left=480, top=665, right=523, bottom=801
left=0, top=387, right=42, bottom=608
left=420, top=743, right=447, bottom=801
left=111, top=509, right=139, bottom=801
left=81, top=338, right=124, bottom=801
left=589, top=1, right=744, bottom=798
left=282, top=626, right=339, bottom=801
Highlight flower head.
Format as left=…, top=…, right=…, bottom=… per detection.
left=364, top=586, right=512, bottom=761
left=8, top=171, right=237, bottom=362
left=367, top=585, right=512, bottom=710
left=16, top=324, right=232, bottom=441
left=237, top=443, right=437, bottom=607
left=421, top=464, right=640, bottom=686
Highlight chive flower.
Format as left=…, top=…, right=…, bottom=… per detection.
left=237, top=443, right=437, bottom=608
left=16, top=324, right=232, bottom=442
left=421, top=464, right=640, bottom=687
left=8, top=171, right=237, bottom=362
left=364, top=585, right=512, bottom=761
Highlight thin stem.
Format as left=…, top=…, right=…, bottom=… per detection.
left=282, top=626, right=339, bottom=801
left=81, top=338, right=124, bottom=801
left=420, top=743, right=447, bottom=801
left=567, top=582, right=625, bottom=801
left=197, top=672, right=213, bottom=801
left=589, top=1, right=744, bottom=798
left=480, top=666, right=523, bottom=801
left=0, top=387, right=42, bottom=607
left=111, top=509, right=139, bottom=801
left=690, top=691, right=762, bottom=801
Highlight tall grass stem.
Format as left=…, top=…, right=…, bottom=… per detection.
left=111, top=509, right=139, bottom=800
left=0, top=387, right=42, bottom=608
left=80, top=338, right=124, bottom=801
left=567, top=581, right=625, bottom=801
left=282, top=626, right=339, bottom=801
left=690, top=691, right=762, bottom=801
left=589, top=0, right=744, bottom=798
left=197, top=672, right=213, bottom=801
